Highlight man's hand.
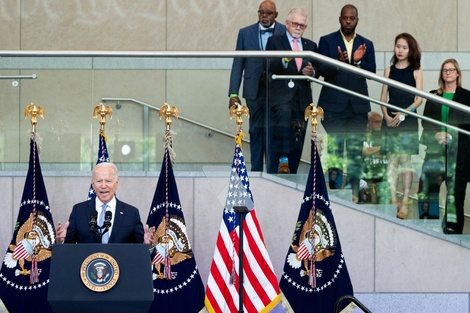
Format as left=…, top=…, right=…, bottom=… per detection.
left=144, top=224, right=155, bottom=246
left=353, top=44, right=367, bottom=63
left=229, top=96, right=241, bottom=109
left=55, top=221, right=69, bottom=244
left=302, top=62, right=315, bottom=76
left=337, top=46, right=348, bottom=62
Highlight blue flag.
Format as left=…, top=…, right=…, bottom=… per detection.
left=146, top=150, right=205, bottom=313
left=88, top=132, right=110, bottom=199
left=279, top=139, right=354, bottom=313
left=0, top=136, right=55, bottom=313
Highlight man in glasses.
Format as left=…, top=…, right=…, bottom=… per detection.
left=317, top=4, right=376, bottom=202
left=265, top=8, right=318, bottom=174
left=228, top=0, right=286, bottom=172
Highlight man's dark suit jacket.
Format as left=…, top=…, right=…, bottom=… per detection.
left=64, top=198, right=144, bottom=244
left=265, top=34, right=318, bottom=106
left=317, top=30, right=376, bottom=113
left=228, top=22, right=286, bottom=100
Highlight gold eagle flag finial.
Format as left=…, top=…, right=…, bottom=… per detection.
left=159, top=103, right=178, bottom=130
left=304, top=102, right=324, bottom=135
left=24, top=102, right=45, bottom=133
left=229, top=102, right=250, bottom=148
left=93, top=102, right=113, bottom=133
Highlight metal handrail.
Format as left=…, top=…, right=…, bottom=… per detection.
left=2, top=49, right=470, bottom=115
left=273, top=74, right=470, bottom=137
left=101, top=97, right=248, bottom=142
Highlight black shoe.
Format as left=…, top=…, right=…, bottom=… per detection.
left=443, top=227, right=457, bottom=234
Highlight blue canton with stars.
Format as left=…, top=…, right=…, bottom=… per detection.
left=224, top=145, right=254, bottom=232
left=88, top=133, right=110, bottom=199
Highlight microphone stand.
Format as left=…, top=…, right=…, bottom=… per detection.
left=233, top=206, right=248, bottom=313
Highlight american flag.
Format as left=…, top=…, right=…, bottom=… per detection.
left=0, top=135, right=55, bottom=313
left=87, top=132, right=110, bottom=199
left=205, top=143, right=280, bottom=313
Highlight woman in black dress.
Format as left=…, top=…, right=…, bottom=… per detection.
left=380, top=33, right=423, bottom=219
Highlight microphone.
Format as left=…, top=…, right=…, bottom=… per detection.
left=104, top=211, right=112, bottom=231
left=89, top=210, right=98, bottom=232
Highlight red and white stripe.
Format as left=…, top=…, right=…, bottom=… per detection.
left=152, top=251, right=165, bottom=265
left=205, top=210, right=280, bottom=313
left=12, top=242, right=29, bottom=260
left=297, top=240, right=312, bottom=260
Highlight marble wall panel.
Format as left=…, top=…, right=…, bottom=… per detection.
left=0, top=0, right=467, bottom=53
left=375, top=219, right=470, bottom=292
left=458, top=1, right=470, bottom=51
left=0, top=177, right=14, bottom=255
left=311, top=0, right=458, bottom=52
left=19, top=1, right=166, bottom=51
left=0, top=0, right=20, bottom=49
left=332, top=203, right=376, bottom=292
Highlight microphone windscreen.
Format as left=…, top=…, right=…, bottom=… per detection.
left=105, top=210, right=112, bottom=221
left=91, top=210, right=98, bottom=219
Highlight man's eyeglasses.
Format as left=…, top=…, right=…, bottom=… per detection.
left=443, top=68, right=457, bottom=74
left=258, top=10, right=275, bottom=16
left=288, top=21, right=307, bottom=30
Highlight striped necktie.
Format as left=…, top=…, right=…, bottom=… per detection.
left=99, top=204, right=110, bottom=244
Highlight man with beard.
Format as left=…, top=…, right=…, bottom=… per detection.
left=228, top=0, right=286, bottom=171
left=317, top=4, right=376, bottom=202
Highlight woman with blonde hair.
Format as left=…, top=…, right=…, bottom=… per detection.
left=419, top=58, right=470, bottom=233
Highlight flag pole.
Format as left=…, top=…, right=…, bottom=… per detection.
left=304, top=102, right=324, bottom=287
left=23, top=102, right=46, bottom=284
left=233, top=206, right=248, bottom=313
left=158, top=102, right=179, bottom=279
left=229, top=102, right=250, bottom=312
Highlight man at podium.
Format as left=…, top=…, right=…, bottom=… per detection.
left=55, top=162, right=152, bottom=245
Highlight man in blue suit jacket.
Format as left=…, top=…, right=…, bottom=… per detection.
left=56, top=162, right=149, bottom=244
left=317, top=4, right=376, bottom=201
left=265, top=8, right=318, bottom=174
left=228, top=0, right=286, bottom=171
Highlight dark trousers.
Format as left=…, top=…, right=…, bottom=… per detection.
left=267, top=92, right=307, bottom=174
left=246, top=86, right=267, bottom=171
left=322, top=101, right=368, bottom=187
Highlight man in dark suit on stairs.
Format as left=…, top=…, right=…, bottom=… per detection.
left=228, top=0, right=286, bottom=172
left=265, top=7, right=318, bottom=174
left=317, top=4, right=376, bottom=202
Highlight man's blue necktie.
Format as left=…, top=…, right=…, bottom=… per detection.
left=99, top=204, right=109, bottom=244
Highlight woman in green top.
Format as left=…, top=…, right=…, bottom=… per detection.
left=419, top=58, right=470, bottom=233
